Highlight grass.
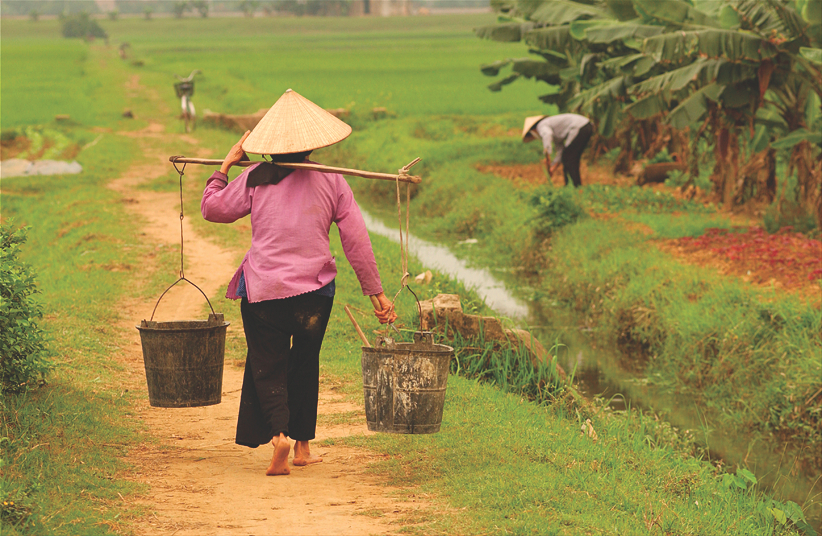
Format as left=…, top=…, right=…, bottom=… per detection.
left=1, top=132, right=153, bottom=533
left=0, top=14, right=817, bottom=536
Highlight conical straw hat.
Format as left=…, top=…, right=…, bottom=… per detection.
left=522, top=115, right=547, bottom=142
left=242, top=89, right=352, bottom=155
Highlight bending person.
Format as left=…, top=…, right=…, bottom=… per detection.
left=522, top=113, right=593, bottom=187
left=201, top=89, right=397, bottom=476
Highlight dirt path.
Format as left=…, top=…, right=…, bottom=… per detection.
left=108, top=79, right=420, bottom=536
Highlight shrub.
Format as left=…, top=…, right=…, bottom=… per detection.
left=529, top=186, right=588, bottom=236
left=0, top=223, right=52, bottom=394
left=61, top=12, right=107, bottom=40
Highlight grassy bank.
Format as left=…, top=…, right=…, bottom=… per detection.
left=332, top=113, right=822, bottom=450
left=1, top=131, right=157, bottom=533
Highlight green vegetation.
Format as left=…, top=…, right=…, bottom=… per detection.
left=1, top=13, right=818, bottom=535
left=0, top=224, right=52, bottom=394
left=340, top=109, right=821, bottom=451
left=1, top=130, right=153, bottom=534
left=61, top=12, right=107, bottom=40
left=477, top=0, right=822, bottom=225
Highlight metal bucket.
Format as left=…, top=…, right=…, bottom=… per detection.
left=136, top=277, right=229, bottom=408
left=361, top=331, right=452, bottom=434
left=137, top=313, right=229, bottom=408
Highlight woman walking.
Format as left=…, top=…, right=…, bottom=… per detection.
left=201, top=89, right=396, bottom=475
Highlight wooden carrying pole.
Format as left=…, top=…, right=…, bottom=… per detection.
left=168, top=156, right=422, bottom=184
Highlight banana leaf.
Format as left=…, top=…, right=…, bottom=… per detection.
left=644, top=30, right=779, bottom=62
left=633, top=0, right=720, bottom=28
left=666, top=83, right=725, bottom=128
left=806, top=92, right=822, bottom=131
left=539, top=83, right=578, bottom=107
left=487, top=72, right=521, bottom=92
left=729, top=0, right=784, bottom=33
left=596, top=98, right=621, bottom=137
left=751, top=124, right=771, bottom=153
left=530, top=47, right=572, bottom=67
left=632, top=55, right=657, bottom=77
left=529, top=0, right=606, bottom=25
left=720, top=81, right=757, bottom=107
left=624, top=93, right=668, bottom=119
left=512, top=58, right=563, bottom=84
left=697, top=30, right=779, bottom=61
left=583, top=23, right=666, bottom=45
left=755, top=106, right=789, bottom=130
left=629, top=58, right=720, bottom=95
left=569, top=19, right=617, bottom=41
left=560, top=65, right=580, bottom=82
left=525, top=26, right=578, bottom=53
left=475, top=22, right=534, bottom=42
left=800, top=47, right=822, bottom=64
left=802, top=0, right=822, bottom=24
left=715, top=61, right=759, bottom=86
left=596, top=52, right=648, bottom=75
left=643, top=32, right=700, bottom=62
left=480, top=59, right=512, bottom=76
left=718, top=4, right=741, bottom=30
left=769, top=0, right=814, bottom=38
left=605, top=0, right=638, bottom=22
left=569, top=75, right=630, bottom=112
left=771, top=128, right=822, bottom=148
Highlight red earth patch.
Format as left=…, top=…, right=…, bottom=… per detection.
left=657, top=227, right=822, bottom=304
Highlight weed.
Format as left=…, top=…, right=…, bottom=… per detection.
left=529, top=186, right=588, bottom=236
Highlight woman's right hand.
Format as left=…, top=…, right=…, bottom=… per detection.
left=220, top=130, right=251, bottom=174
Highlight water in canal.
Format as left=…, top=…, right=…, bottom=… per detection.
left=362, top=210, right=821, bottom=531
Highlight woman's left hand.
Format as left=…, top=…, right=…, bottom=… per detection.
left=372, top=292, right=398, bottom=324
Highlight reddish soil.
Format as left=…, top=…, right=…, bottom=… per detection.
left=658, top=227, right=822, bottom=302
left=481, top=161, right=821, bottom=302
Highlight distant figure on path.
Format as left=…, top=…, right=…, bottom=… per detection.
left=522, top=114, right=593, bottom=187
left=201, top=89, right=397, bottom=476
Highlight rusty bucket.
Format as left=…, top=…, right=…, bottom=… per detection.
left=361, top=331, right=452, bottom=434
left=136, top=278, right=229, bottom=408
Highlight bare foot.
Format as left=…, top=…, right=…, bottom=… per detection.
left=292, top=440, right=323, bottom=467
left=266, top=433, right=291, bottom=476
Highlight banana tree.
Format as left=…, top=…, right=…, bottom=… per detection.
left=477, top=0, right=821, bottom=224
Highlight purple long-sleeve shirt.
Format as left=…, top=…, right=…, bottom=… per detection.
left=201, top=163, right=383, bottom=303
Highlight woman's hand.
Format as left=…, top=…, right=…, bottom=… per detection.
left=220, top=130, right=251, bottom=175
left=371, top=292, right=398, bottom=324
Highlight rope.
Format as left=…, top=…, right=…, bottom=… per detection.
left=386, top=158, right=423, bottom=330
left=391, top=176, right=411, bottom=306
left=172, top=160, right=188, bottom=279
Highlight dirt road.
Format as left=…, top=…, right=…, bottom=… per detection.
left=108, top=79, right=420, bottom=536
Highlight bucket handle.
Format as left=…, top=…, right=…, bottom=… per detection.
left=149, top=276, right=216, bottom=321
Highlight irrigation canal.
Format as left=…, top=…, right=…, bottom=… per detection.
left=362, top=210, right=821, bottom=531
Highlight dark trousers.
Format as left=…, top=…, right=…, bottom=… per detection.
left=562, top=122, right=593, bottom=187
left=236, top=293, right=333, bottom=447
